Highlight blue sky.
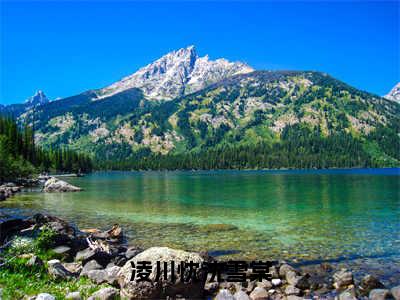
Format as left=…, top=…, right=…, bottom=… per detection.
left=1, top=1, right=399, bottom=105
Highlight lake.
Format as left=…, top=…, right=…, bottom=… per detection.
left=1, top=168, right=400, bottom=284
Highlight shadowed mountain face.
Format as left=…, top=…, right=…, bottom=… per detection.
left=1, top=49, right=399, bottom=168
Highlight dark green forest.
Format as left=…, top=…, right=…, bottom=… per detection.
left=0, top=116, right=92, bottom=183
left=96, top=124, right=399, bottom=170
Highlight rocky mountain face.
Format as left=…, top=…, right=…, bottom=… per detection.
left=384, top=82, right=400, bottom=102
left=1, top=47, right=399, bottom=169
left=25, top=90, right=50, bottom=106
left=97, top=46, right=253, bottom=100
left=0, top=90, right=50, bottom=117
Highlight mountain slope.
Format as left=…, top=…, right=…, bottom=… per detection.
left=96, top=45, right=253, bottom=101
left=14, top=70, right=399, bottom=169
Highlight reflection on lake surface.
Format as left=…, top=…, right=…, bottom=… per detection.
left=2, top=169, right=400, bottom=284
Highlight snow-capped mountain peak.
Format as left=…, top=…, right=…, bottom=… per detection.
left=384, top=83, right=400, bottom=102
left=97, top=45, right=254, bottom=100
left=25, top=90, right=50, bottom=106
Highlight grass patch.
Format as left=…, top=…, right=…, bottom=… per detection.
left=0, top=262, right=109, bottom=299
left=0, top=227, right=112, bottom=299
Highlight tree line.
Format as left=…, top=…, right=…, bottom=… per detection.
left=97, top=124, right=394, bottom=171
left=0, top=116, right=92, bottom=182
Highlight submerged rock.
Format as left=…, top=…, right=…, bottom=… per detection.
left=359, top=274, right=385, bottom=296
left=43, top=177, right=82, bottom=193
left=369, top=289, right=391, bottom=300
left=338, top=287, right=357, bottom=300
left=333, top=269, right=354, bottom=290
left=200, top=223, right=238, bottom=233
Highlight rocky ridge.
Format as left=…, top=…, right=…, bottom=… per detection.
left=384, top=83, right=400, bottom=102
left=97, top=45, right=253, bottom=100
left=25, top=90, right=50, bottom=107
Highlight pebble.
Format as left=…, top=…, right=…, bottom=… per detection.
left=271, top=278, right=282, bottom=286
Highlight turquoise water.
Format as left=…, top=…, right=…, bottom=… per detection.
left=2, top=169, right=400, bottom=283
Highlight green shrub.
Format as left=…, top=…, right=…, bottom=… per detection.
left=35, top=226, right=57, bottom=250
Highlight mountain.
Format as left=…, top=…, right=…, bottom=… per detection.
left=96, top=45, right=253, bottom=101
left=0, top=90, right=50, bottom=116
left=384, top=83, right=400, bottom=102
left=1, top=47, right=399, bottom=169
left=25, top=90, right=50, bottom=106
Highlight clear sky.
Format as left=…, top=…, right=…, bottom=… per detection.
left=0, top=1, right=399, bottom=105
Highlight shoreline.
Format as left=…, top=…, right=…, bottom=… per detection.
left=94, top=167, right=400, bottom=173
left=1, top=212, right=399, bottom=299
left=1, top=175, right=400, bottom=299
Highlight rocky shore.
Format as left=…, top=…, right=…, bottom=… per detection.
left=0, top=183, right=22, bottom=201
left=0, top=177, right=82, bottom=202
left=0, top=213, right=399, bottom=300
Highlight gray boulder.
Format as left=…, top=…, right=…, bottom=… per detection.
left=84, top=265, right=121, bottom=285
left=88, top=287, right=119, bottom=300
left=249, top=287, right=269, bottom=300
left=47, top=259, right=75, bottom=279
left=216, top=289, right=235, bottom=300
left=279, top=264, right=296, bottom=277
left=81, top=260, right=104, bottom=276
left=285, top=270, right=310, bottom=290
left=369, top=289, right=390, bottom=300
left=62, top=262, right=82, bottom=275
left=104, top=266, right=121, bottom=285
left=338, top=287, right=357, bottom=300
left=36, top=294, right=56, bottom=300
left=118, top=246, right=206, bottom=299
left=359, top=275, right=385, bottom=296
left=26, top=255, right=44, bottom=268
left=52, top=245, right=71, bottom=255
left=256, top=279, right=272, bottom=290
left=65, top=292, right=81, bottom=300
left=75, top=248, right=111, bottom=267
left=333, top=269, right=354, bottom=290
left=234, top=290, right=251, bottom=300
left=285, top=285, right=300, bottom=296
left=286, top=296, right=303, bottom=300
left=86, top=270, right=108, bottom=284
left=391, top=286, right=400, bottom=300
left=43, top=177, right=82, bottom=192
left=125, top=246, right=143, bottom=260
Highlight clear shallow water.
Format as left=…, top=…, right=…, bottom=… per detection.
left=2, top=169, right=400, bottom=283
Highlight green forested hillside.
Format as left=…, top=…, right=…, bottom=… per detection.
left=0, top=117, right=92, bottom=182
left=3, top=71, right=400, bottom=170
